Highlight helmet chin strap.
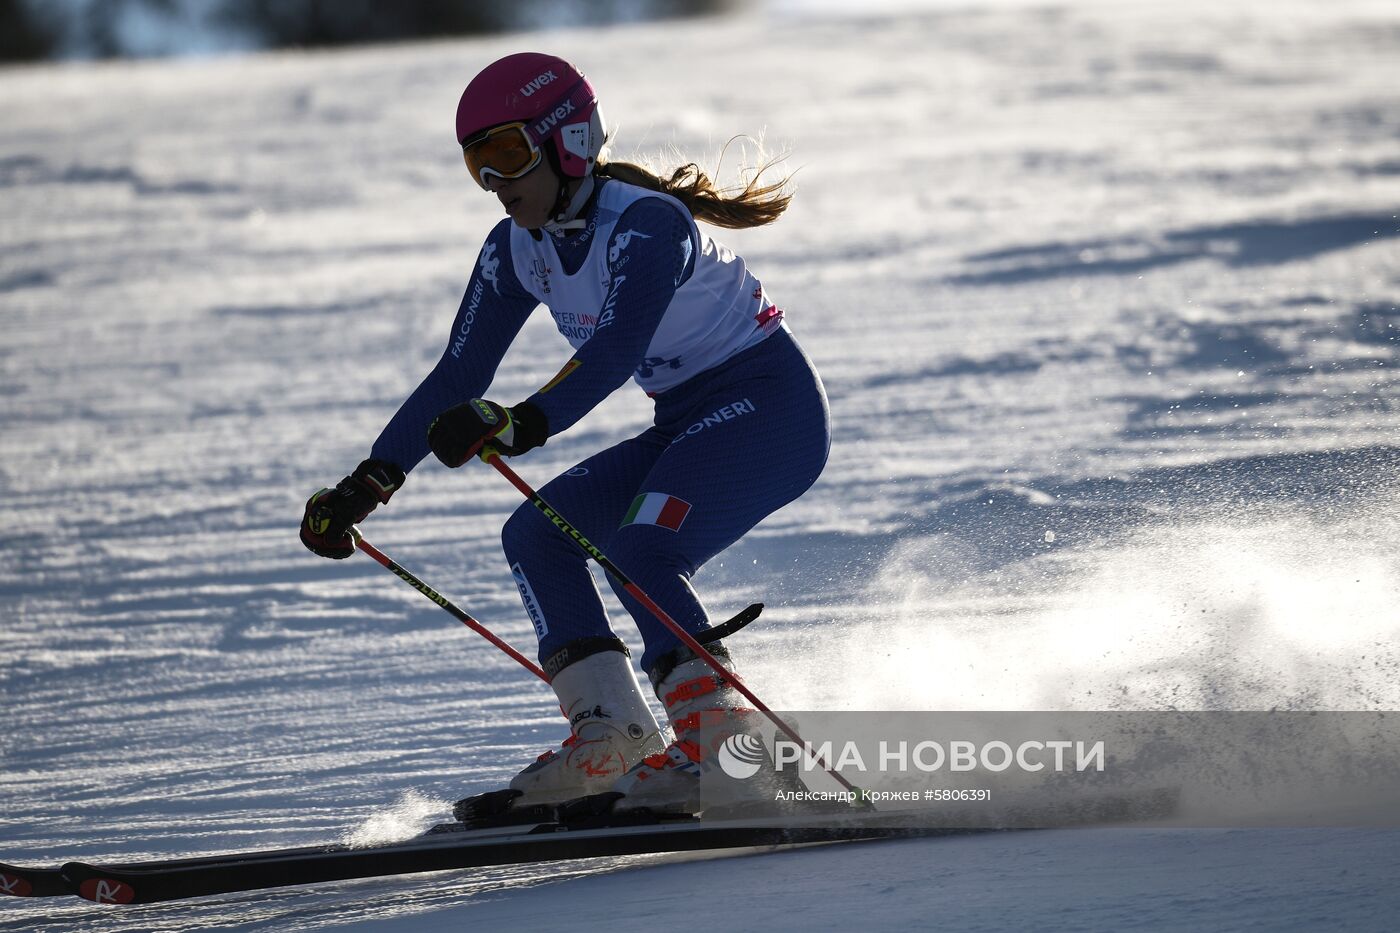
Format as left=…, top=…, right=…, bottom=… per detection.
left=542, top=174, right=594, bottom=235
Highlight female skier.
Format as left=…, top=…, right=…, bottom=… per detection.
left=300, top=52, right=829, bottom=817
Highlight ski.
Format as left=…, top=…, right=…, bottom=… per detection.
left=2, top=840, right=401, bottom=900
left=55, top=809, right=955, bottom=905
left=0, top=862, right=69, bottom=898
left=14, top=786, right=1175, bottom=905
left=1, top=848, right=292, bottom=899
left=2, top=827, right=551, bottom=901
left=0, top=808, right=783, bottom=901
left=1, top=846, right=298, bottom=899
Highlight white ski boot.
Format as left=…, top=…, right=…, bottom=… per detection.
left=611, top=652, right=793, bottom=816
left=505, top=647, right=666, bottom=808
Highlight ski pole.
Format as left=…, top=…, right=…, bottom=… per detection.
left=351, top=528, right=549, bottom=684
left=478, top=448, right=865, bottom=797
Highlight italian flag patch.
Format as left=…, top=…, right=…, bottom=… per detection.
left=623, top=492, right=691, bottom=531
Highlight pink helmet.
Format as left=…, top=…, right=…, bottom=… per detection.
left=455, top=52, right=606, bottom=180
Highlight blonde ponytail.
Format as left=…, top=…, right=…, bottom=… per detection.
left=594, top=149, right=793, bottom=230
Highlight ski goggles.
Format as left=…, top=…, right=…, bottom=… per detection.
left=461, top=122, right=541, bottom=189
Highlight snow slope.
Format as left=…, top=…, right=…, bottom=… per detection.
left=2, top=0, right=1398, bottom=929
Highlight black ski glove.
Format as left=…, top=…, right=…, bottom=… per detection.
left=427, top=399, right=548, bottom=468
left=300, top=458, right=406, bottom=559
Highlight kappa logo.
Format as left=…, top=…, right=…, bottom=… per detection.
left=608, top=229, right=652, bottom=264
left=479, top=241, right=500, bottom=296
left=452, top=241, right=502, bottom=357
left=519, top=69, right=558, bottom=97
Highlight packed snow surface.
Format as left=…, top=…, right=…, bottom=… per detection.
left=2, top=0, right=1398, bottom=929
